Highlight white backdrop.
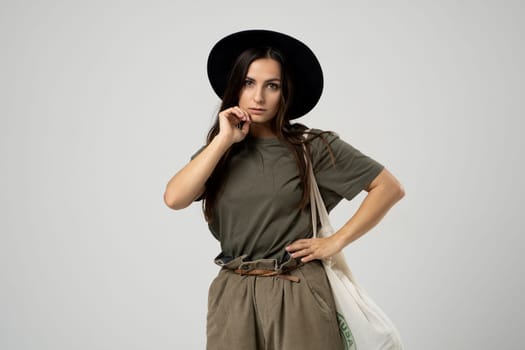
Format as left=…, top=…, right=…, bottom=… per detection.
left=2, top=1, right=523, bottom=349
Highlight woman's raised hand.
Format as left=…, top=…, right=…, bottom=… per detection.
left=164, top=106, right=252, bottom=210
left=217, top=106, right=252, bottom=144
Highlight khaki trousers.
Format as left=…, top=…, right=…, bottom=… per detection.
left=206, top=259, right=344, bottom=350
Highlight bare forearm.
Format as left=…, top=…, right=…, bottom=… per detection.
left=333, top=184, right=405, bottom=248
left=164, top=135, right=232, bottom=210
left=286, top=170, right=405, bottom=262
left=164, top=106, right=252, bottom=210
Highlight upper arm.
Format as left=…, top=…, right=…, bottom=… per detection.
left=192, top=187, right=205, bottom=202
left=365, top=167, right=405, bottom=198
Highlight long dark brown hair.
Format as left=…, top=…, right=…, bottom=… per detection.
left=203, top=46, right=333, bottom=222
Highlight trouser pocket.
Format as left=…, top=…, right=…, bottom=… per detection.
left=296, top=261, right=336, bottom=319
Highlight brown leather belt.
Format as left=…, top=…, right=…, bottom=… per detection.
left=233, top=268, right=300, bottom=283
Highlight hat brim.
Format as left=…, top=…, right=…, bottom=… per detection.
left=207, top=29, right=323, bottom=119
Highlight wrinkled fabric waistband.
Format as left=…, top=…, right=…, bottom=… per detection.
left=214, top=252, right=303, bottom=273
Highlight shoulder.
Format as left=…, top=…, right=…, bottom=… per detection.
left=303, top=128, right=341, bottom=154
left=303, top=127, right=377, bottom=171
left=305, top=128, right=339, bottom=142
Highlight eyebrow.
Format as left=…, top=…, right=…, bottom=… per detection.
left=245, top=76, right=281, bottom=83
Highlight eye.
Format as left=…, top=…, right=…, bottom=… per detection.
left=244, top=79, right=254, bottom=86
left=267, top=83, right=280, bottom=90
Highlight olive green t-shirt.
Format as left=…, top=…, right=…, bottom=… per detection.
left=191, top=130, right=384, bottom=263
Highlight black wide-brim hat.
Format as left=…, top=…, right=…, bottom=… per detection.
left=207, top=29, right=323, bottom=119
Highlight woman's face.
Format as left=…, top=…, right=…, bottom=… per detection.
left=238, top=58, right=282, bottom=127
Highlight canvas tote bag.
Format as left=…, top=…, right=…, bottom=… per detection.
left=305, top=146, right=404, bottom=350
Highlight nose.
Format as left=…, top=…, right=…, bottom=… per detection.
left=253, top=86, right=264, bottom=104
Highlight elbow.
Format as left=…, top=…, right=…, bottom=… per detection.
left=396, top=183, right=406, bottom=200
left=163, top=191, right=190, bottom=210
left=164, top=184, right=204, bottom=210
left=392, top=181, right=405, bottom=202
left=369, top=168, right=405, bottom=203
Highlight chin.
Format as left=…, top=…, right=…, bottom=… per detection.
left=251, top=116, right=274, bottom=124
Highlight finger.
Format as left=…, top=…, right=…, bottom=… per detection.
left=290, top=248, right=311, bottom=259
left=238, top=107, right=252, bottom=123
left=301, top=254, right=317, bottom=263
left=219, top=106, right=234, bottom=117
left=238, top=107, right=250, bottom=120
left=286, top=239, right=311, bottom=252
left=225, top=114, right=241, bottom=126
left=220, top=113, right=237, bottom=127
left=240, top=119, right=251, bottom=134
left=232, top=107, right=246, bottom=121
left=222, top=107, right=241, bottom=122
left=233, top=106, right=244, bottom=117
left=242, top=107, right=253, bottom=122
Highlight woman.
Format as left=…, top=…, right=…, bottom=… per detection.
left=164, top=29, right=404, bottom=350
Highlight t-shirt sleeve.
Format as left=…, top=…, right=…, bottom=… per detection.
left=309, top=131, right=384, bottom=209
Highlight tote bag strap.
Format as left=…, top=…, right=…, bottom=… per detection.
left=302, top=131, right=355, bottom=276
left=307, top=155, right=335, bottom=238
left=302, top=131, right=334, bottom=238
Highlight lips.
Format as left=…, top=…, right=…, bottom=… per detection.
left=248, top=108, right=267, bottom=115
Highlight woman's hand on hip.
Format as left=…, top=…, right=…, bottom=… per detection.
left=285, top=236, right=344, bottom=263
left=217, top=106, right=252, bottom=144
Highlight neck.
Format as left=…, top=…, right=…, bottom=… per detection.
left=249, top=123, right=277, bottom=139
